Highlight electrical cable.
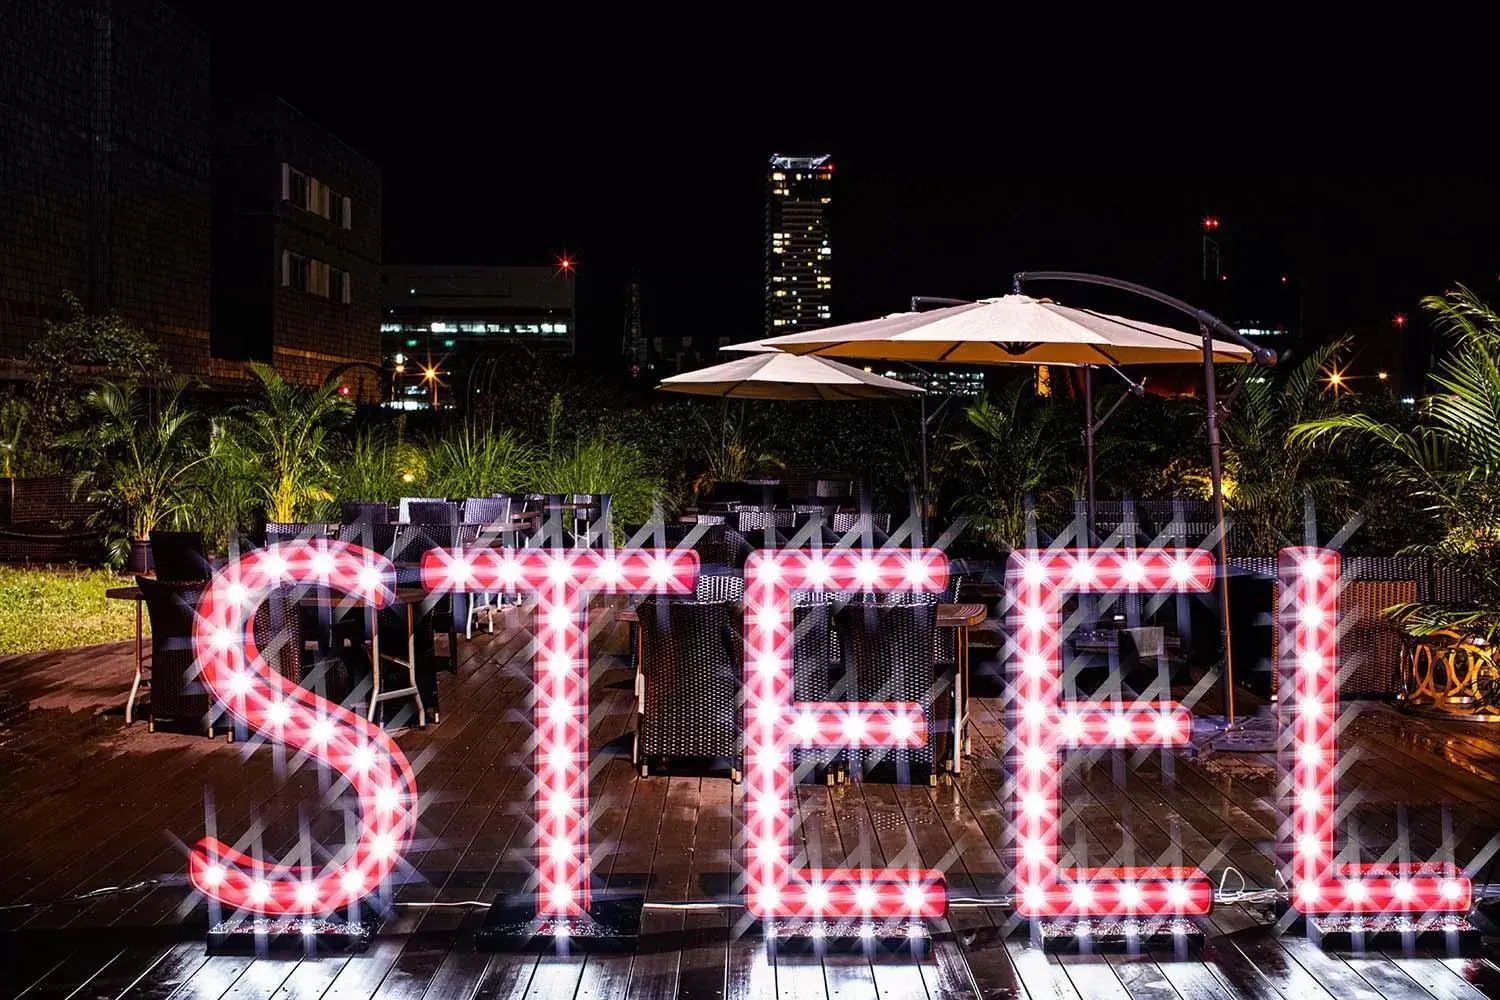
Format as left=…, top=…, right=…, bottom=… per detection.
left=0, top=878, right=168, bottom=911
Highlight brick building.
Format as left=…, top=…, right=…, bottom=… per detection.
left=212, top=98, right=382, bottom=393
left=0, top=0, right=212, bottom=373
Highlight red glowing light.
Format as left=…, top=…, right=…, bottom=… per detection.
left=742, top=549, right=950, bottom=921
left=554, top=253, right=576, bottom=276
left=1008, top=548, right=1217, bottom=919
left=421, top=546, right=697, bottom=917
left=190, top=542, right=416, bottom=915
left=1201, top=216, right=1221, bottom=232
left=1394, top=313, right=1408, bottom=328
left=1280, top=549, right=1472, bottom=916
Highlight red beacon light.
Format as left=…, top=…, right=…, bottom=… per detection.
left=1201, top=216, right=1221, bottom=232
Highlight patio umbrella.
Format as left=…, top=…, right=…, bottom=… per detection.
left=657, top=350, right=923, bottom=402
left=740, top=287, right=1269, bottom=726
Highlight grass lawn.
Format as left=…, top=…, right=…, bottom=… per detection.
left=0, top=565, right=143, bottom=655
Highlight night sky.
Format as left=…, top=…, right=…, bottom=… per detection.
left=178, top=5, right=1495, bottom=373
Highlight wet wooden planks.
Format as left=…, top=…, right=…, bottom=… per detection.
left=6, top=622, right=1500, bottom=998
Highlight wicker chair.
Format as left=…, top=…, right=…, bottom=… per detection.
left=137, top=578, right=302, bottom=738
left=406, top=499, right=460, bottom=527
left=831, top=511, right=893, bottom=535
left=264, top=522, right=329, bottom=545
left=149, top=531, right=210, bottom=583
left=398, top=496, right=448, bottom=524
left=790, top=600, right=836, bottom=782
left=340, top=501, right=391, bottom=525
left=735, top=507, right=795, bottom=534
left=635, top=599, right=743, bottom=778
left=842, top=601, right=942, bottom=783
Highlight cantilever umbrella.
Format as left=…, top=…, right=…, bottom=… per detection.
left=657, top=350, right=924, bottom=402
left=741, top=288, right=1269, bottom=725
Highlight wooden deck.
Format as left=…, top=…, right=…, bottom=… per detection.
left=4, top=609, right=1500, bottom=1000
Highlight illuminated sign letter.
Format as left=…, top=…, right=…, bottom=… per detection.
left=1279, top=548, right=1472, bottom=921
left=742, top=548, right=949, bottom=926
left=421, top=546, right=697, bottom=920
left=190, top=541, right=416, bottom=915
left=1008, top=547, right=1216, bottom=920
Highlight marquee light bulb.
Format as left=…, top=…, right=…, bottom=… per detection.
left=1298, top=834, right=1324, bottom=858
left=358, top=566, right=385, bottom=594
left=370, top=833, right=397, bottom=860
left=375, top=785, right=402, bottom=812
left=904, top=885, right=928, bottom=911
left=1167, top=882, right=1190, bottom=907
left=296, top=881, right=319, bottom=906
left=1298, top=880, right=1321, bottom=903
left=225, top=582, right=249, bottom=606
left=202, top=864, right=225, bottom=887
left=310, top=551, right=335, bottom=575
left=807, top=883, right=829, bottom=911
left=855, top=886, right=877, bottom=910
left=211, top=628, right=236, bottom=652
left=595, top=557, right=623, bottom=584
left=1169, top=559, right=1195, bottom=584
left=266, top=700, right=291, bottom=726
left=804, top=557, right=831, bottom=586
left=1022, top=654, right=1046, bottom=677
left=309, top=717, right=334, bottom=745
left=1154, top=712, right=1181, bottom=739
left=1119, top=882, right=1143, bottom=908
left=1071, top=883, right=1094, bottom=907
left=1022, top=559, right=1045, bottom=585
left=350, top=744, right=376, bottom=772
left=1343, top=880, right=1367, bottom=904
left=890, top=712, right=915, bottom=742
left=260, top=553, right=287, bottom=580
left=1107, top=713, right=1131, bottom=741
left=249, top=880, right=270, bottom=904
left=1121, top=559, right=1145, bottom=584
left=1393, top=879, right=1415, bottom=902
left=227, top=671, right=252, bottom=696
left=1442, top=879, right=1465, bottom=901
left=903, top=558, right=930, bottom=586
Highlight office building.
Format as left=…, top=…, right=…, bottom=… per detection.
left=765, top=154, right=833, bottom=335
left=879, top=367, right=986, bottom=397
left=0, top=0, right=212, bottom=374
left=381, top=265, right=575, bottom=408
left=212, top=98, right=382, bottom=393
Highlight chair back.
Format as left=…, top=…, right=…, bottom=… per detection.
left=570, top=493, right=613, bottom=548
left=398, top=496, right=447, bottom=524
left=149, top=531, right=210, bottom=583
left=695, top=572, right=744, bottom=603
left=264, top=522, right=328, bottom=545
left=843, top=601, right=938, bottom=777
left=463, top=496, right=511, bottom=526
left=831, top=511, right=893, bottom=535
left=340, top=501, right=391, bottom=525
left=137, top=577, right=208, bottom=724
left=636, top=599, right=742, bottom=759
left=336, top=521, right=397, bottom=555
left=735, top=507, right=794, bottom=533
left=406, top=499, right=459, bottom=526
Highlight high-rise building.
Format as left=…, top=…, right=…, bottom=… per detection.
left=765, top=154, right=833, bottom=335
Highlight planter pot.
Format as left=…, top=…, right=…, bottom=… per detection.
left=127, top=538, right=152, bottom=575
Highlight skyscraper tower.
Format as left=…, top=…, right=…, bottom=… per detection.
left=622, top=281, right=646, bottom=378
left=765, top=154, right=833, bottom=335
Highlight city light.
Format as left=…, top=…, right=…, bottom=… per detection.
left=1201, top=215, right=1221, bottom=231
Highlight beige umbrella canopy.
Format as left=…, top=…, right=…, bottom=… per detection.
left=657, top=351, right=924, bottom=401
left=743, top=294, right=1252, bottom=366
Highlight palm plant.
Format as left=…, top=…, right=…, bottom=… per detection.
left=233, top=362, right=351, bottom=523
left=947, top=379, right=1072, bottom=550
left=425, top=422, right=535, bottom=498
left=337, top=427, right=427, bottom=502
left=1220, top=337, right=1352, bottom=554
left=67, top=380, right=208, bottom=562
left=1292, top=288, right=1500, bottom=638
left=693, top=402, right=782, bottom=498
left=0, top=396, right=26, bottom=480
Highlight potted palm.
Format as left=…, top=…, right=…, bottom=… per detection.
left=234, top=363, right=351, bottom=524
left=69, top=379, right=207, bottom=572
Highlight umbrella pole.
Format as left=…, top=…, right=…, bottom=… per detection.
left=1084, top=365, right=1096, bottom=546
left=919, top=393, right=930, bottom=539
left=1201, top=327, right=1237, bottom=726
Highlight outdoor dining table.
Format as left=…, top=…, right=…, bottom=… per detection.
left=105, top=582, right=432, bottom=730
left=614, top=600, right=989, bottom=775
left=104, top=585, right=149, bottom=724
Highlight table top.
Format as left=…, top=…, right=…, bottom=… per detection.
left=616, top=602, right=987, bottom=627
left=105, top=586, right=143, bottom=601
